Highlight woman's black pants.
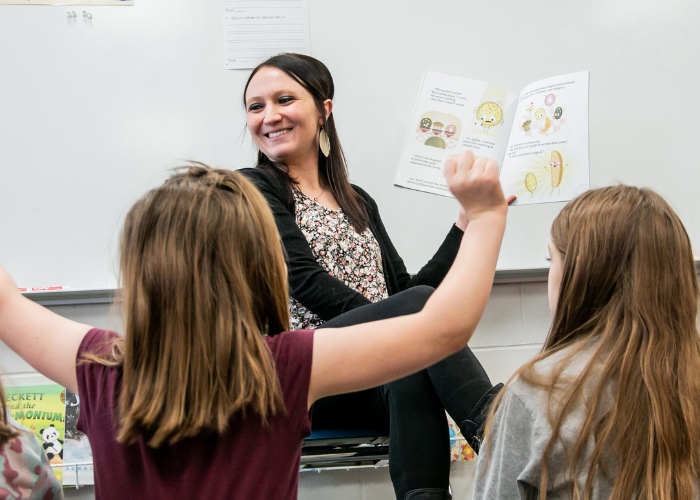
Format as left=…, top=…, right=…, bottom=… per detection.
left=314, top=286, right=494, bottom=499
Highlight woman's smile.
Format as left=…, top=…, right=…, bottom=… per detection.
left=266, top=129, right=292, bottom=139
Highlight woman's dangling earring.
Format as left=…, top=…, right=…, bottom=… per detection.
left=319, top=127, right=331, bottom=157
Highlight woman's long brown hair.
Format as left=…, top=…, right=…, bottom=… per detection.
left=484, top=185, right=700, bottom=499
left=88, top=165, right=288, bottom=447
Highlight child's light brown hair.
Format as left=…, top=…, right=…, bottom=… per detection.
left=485, top=185, right=700, bottom=499
left=90, top=165, right=289, bottom=447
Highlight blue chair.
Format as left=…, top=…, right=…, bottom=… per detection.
left=300, top=428, right=389, bottom=472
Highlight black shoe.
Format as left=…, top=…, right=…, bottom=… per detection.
left=459, top=382, right=504, bottom=455
left=404, top=488, right=452, bottom=500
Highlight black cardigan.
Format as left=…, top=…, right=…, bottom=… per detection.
left=239, top=167, right=464, bottom=321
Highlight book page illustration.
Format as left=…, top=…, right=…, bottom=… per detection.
left=394, top=72, right=517, bottom=197
left=395, top=71, right=589, bottom=204
left=500, top=72, right=589, bottom=205
left=516, top=93, right=566, bottom=138
left=415, top=111, right=462, bottom=150
left=506, top=147, right=584, bottom=204
left=474, top=101, right=505, bottom=134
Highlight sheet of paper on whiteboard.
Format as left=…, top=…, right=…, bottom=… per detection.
left=223, top=0, right=310, bottom=70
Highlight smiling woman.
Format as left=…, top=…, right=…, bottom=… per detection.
left=239, top=53, right=501, bottom=500
left=242, top=54, right=370, bottom=232
left=244, top=66, right=331, bottom=175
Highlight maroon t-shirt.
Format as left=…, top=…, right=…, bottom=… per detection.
left=76, top=328, right=313, bottom=500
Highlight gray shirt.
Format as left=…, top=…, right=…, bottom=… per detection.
left=474, top=340, right=614, bottom=499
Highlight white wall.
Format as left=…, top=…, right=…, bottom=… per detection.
left=3, top=0, right=700, bottom=290
left=2, top=281, right=552, bottom=499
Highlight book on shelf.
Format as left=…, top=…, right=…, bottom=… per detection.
left=4, top=384, right=95, bottom=486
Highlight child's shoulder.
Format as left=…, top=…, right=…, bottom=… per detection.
left=508, top=337, right=601, bottom=403
left=539, top=336, right=600, bottom=373
left=78, top=327, right=121, bottom=357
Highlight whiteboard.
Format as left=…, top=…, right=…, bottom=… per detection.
left=1, top=0, right=699, bottom=291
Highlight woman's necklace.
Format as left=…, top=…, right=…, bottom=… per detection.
left=300, top=185, right=325, bottom=202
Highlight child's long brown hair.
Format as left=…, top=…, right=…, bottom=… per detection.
left=484, top=185, right=700, bottom=499
left=89, top=165, right=289, bottom=447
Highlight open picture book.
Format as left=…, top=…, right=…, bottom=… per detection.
left=394, top=71, right=590, bottom=205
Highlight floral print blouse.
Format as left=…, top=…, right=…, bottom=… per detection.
left=289, top=189, right=388, bottom=330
